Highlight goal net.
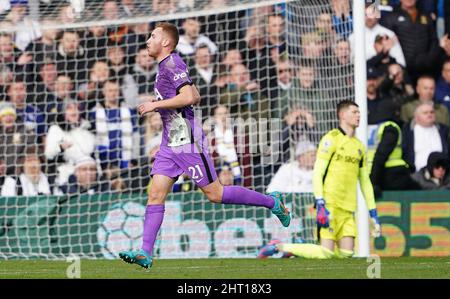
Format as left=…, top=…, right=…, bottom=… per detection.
left=0, top=0, right=353, bottom=259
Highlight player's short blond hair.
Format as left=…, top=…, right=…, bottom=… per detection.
left=155, top=22, right=179, bottom=50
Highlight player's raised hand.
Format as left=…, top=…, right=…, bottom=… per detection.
left=315, top=198, right=330, bottom=228
left=369, top=209, right=382, bottom=238
left=137, top=102, right=157, bottom=116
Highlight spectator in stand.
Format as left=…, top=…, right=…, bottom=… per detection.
left=367, top=67, right=401, bottom=125
left=3, top=0, right=41, bottom=51
left=0, top=103, right=36, bottom=176
left=203, top=0, right=246, bottom=50
left=221, top=48, right=243, bottom=69
left=218, top=63, right=269, bottom=120
left=288, top=62, right=333, bottom=143
left=315, top=12, right=338, bottom=49
left=205, top=105, right=242, bottom=184
left=401, top=75, right=450, bottom=126
left=301, top=32, right=325, bottom=60
left=402, top=101, right=450, bottom=172
left=376, top=0, right=437, bottom=19
left=123, top=46, right=158, bottom=108
left=0, top=32, right=26, bottom=75
left=266, top=140, right=316, bottom=193
left=190, top=44, right=218, bottom=121
left=45, top=75, right=76, bottom=124
left=83, top=25, right=108, bottom=67
left=367, top=34, right=400, bottom=75
left=33, top=61, right=58, bottom=112
left=1, top=147, right=52, bottom=196
left=379, top=62, right=415, bottom=118
left=58, top=156, right=109, bottom=195
left=411, top=151, right=450, bottom=189
left=265, top=14, right=286, bottom=97
left=77, top=61, right=110, bottom=112
left=281, top=107, right=316, bottom=160
left=177, top=18, right=218, bottom=60
left=381, top=0, right=446, bottom=82
left=58, top=3, right=76, bottom=24
left=299, top=31, right=330, bottom=74
left=55, top=30, right=87, bottom=85
left=0, top=58, right=13, bottom=98
left=106, top=44, right=129, bottom=85
left=6, top=80, right=46, bottom=137
left=271, top=56, right=294, bottom=117
left=349, top=7, right=406, bottom=67
left=119, top=0, right=140, bottom=17
left=242, top=24, right=277, bottom=96
left=331, top=0, right=353, bottom=39
left=215, top=49, right=242, bottom=88
left=266, top=14, right=286, bottom=61
left=45, top=101, right=95, bottom=187
left=23, top=17, right=59, bottom=72
left=327, top=39, right=353, bottom=100
left=151, top=0, right=177, bottom=16
left=103, top=0, right=120, bottom=20
left=88, top=80, right=138, bottom=172
left=435, top=58, right=450, bottom=113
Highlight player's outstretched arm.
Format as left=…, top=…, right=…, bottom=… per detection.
left=359, top=162, right=381, bottom=237
left=138, top=85, right=200, bottom=115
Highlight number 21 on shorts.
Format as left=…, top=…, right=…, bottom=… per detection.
left=188, top=164, right=204, bottom=182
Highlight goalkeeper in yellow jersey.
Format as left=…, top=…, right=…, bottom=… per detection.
left=258, top=100, right=381, bottom=259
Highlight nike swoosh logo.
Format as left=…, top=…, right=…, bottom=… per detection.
left=196, top=178, right=204, bottom=183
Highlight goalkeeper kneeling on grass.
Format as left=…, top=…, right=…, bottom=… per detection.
left=258, top=100, right=381, bottom=259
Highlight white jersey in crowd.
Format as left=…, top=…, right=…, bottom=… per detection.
left=349, top=23, right=406, bottom=67
left=414, top=124, right=443, bottom=171
left=266, top=162, right=313, bottom=194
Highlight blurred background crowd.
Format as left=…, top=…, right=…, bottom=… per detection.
left=1, top=0, right=450, bottom=198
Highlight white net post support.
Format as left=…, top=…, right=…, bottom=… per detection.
left=353, top=0, right=370, bottom=258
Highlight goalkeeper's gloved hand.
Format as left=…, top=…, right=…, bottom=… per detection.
left=369, top=209, right=382, bottom=238
left=315, top=198, right=330, bottom=228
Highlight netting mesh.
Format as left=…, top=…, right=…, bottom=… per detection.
left=0, top=0, right=353, bottom=259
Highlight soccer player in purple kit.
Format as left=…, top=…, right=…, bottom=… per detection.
left=119, top=22, right=290, bottom=269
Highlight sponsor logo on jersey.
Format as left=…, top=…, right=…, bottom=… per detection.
left=173, top=71, right=187, bottom=81
left=335, top=153, right=360, bottom=165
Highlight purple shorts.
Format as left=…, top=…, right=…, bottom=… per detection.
left=150, top=142, right=217, bottom=188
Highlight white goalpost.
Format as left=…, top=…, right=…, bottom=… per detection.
left=353, top=0, right=370, bottom=258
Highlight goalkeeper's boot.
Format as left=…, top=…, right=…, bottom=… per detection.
left=269, top=192, right=291, bottom=227
left=257, top=239, right=280, bottom=259
left=119, top=249, right=153, bottom=269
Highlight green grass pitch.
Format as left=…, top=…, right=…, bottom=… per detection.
left=0, top=257, right=449, bottom=279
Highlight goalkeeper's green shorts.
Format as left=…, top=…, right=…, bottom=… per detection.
left=320, top=206, right=356, bottom=241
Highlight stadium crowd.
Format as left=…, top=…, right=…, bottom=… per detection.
left=1, top=0, right=450, bottom=198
